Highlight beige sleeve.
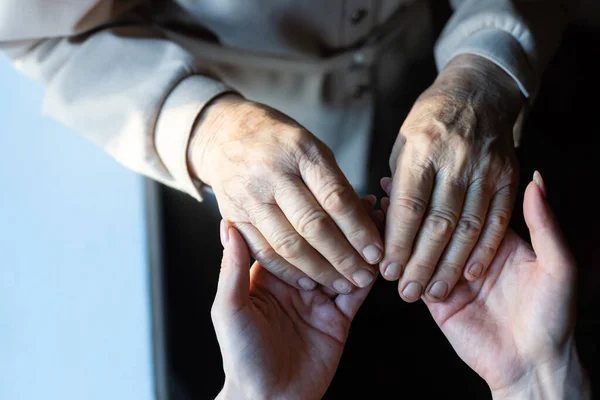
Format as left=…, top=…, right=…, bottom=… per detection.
left=438, top=0, right=576, bottom=99
left=0, top=0, right=234, bottom=200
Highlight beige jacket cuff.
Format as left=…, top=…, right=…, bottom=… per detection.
left=436, top=29, right=534, bottom=99
left=155, top=75, right=234, bottom=201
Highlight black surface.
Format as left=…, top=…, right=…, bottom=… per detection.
left=159, top=25, right=600, bottom=399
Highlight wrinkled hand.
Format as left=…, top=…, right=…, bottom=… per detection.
left=424, top=175, right=590, bottom=399
left=190, top=95, right=382, bottom=293
left=212, top=198, right=381, bottom=400
left=380, top=54, right=524, bottom=303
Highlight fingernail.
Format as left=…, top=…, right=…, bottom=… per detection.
left=219, top=220, right=229, bottom=247
left=402, top=282, right=423, bottom=301
left=468, top=263, right=483, bottom=278
left=380, top=177, right=393, bottom=194
left=533, top=170, right=546, bottom=198
left=428, top=281, right=448, bottom=300
left=363, top=244, right=382, bottom=264
left=333, top=279, right=352, bottom=294
left=298, top=277, right=317, bottom=290
left=353, top=269, right=375, bottom=288
left=384, top=263, right=402, bottom=280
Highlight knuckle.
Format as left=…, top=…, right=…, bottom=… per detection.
left=296, top=140, right=326, bottom=166
left=330, top=252, right=361, bottom=275
left=425, top=213, right=456, bottom=238
left=283, top=126, right=307, bottom=148
left=411, top=157, right=435, bottom=179
left=469, top=177, right=493, bottom=195
left=253, top=246, right=278, bottom=264
left=410, top=132, right=436, bottom=151
left=455, top=216, right=483, bottom=242
left=384, top=238, right=413, bottom=261
left=395, top=195, right=428, bottom=218
left=247, top=204, right=276, bottom=225
left=439, top=261, right=464, bottom=276
left=449, top=176, right=468, bottom=192
left=297, top=209, right=330, bottom=238
left=321, top=184, right=355, bottom=216
left=271, top=232, right=302, bottom=260
left=408, top=261, right=435, bottom=276
left=311, top=268, right=339, bottom=285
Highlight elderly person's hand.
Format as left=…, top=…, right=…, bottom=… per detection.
left=211, top=198, right=381, bottom=400
left=380, top=54, right=523, bottom=302
left=423, top=174, right=590, bottom=399
left=189, top=95, right=382, bottom=294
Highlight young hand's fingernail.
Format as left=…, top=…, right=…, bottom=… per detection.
left=468, top=263, right=483, bottom=278
left=353, top=269, right=375, bottom=288
left=380, top=177, right=393, bottom=195
left=402, top=282, right=423, bottom=301
left=428, top=281, right=448, bottom=300
left=298, top=277, right=317, bottom=290
left=220, top=219, right=229, bottom=247
left=383, top=263, right=402, bottom=280
left=533, top=170, right=546, bottom=198
left=333, top=279, right=352, bottom=294
left=363, top=244, right=382, bottom=264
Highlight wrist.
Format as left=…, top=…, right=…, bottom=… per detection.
left=187, top=93, right=246, bottom=187
left=427, top=54, right=525, bottom=128
left=491, top=344, right=590, bottom=400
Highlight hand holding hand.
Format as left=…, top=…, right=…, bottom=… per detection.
left=189, top=95, right=382, bottom=294
left=211, top=198, right=381, bottom=400
left=424, top=174, right=590, bottom=399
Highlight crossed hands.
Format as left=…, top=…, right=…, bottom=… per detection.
left=211, top=175, right=591, bottom=400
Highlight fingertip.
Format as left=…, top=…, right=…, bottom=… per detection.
left=523, top=179, right=551, bottom=231
left=220, top=219, right=230, bottom=248
left=224, top=224, right=250, bottom=262
left=533, top=170, right=546, bottom=198
left=423, top=292, right=444, bottom=303
left=398, top=281, right=424, bottom=303
left=380, top=177, right=393, bottom=195
left=464, top=271, right=478, bottom=281
left=380, top=262, right=402, bottom=281
left=464, top=262, right=483, bottom=281
left=364, top=194, right=377, bottom=208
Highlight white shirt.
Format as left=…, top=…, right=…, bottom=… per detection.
left=0, top=0, right=572, bottom=199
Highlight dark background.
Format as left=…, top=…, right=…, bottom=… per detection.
left=156, top=2, right=600, bottom=398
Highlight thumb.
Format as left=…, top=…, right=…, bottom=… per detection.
left=523, top=171, right=572, bottom=270
left=213, top=220, right=251, bottom=312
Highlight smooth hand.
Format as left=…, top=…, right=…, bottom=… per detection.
left=424, top=175, right=590, bottom=399
left=212, top=205, right=379, bottom=400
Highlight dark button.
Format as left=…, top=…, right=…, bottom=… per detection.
left=350, top=8, right=368, bottom=24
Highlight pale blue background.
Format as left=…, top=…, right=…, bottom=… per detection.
left=0, top=59, right=155, bottom=399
